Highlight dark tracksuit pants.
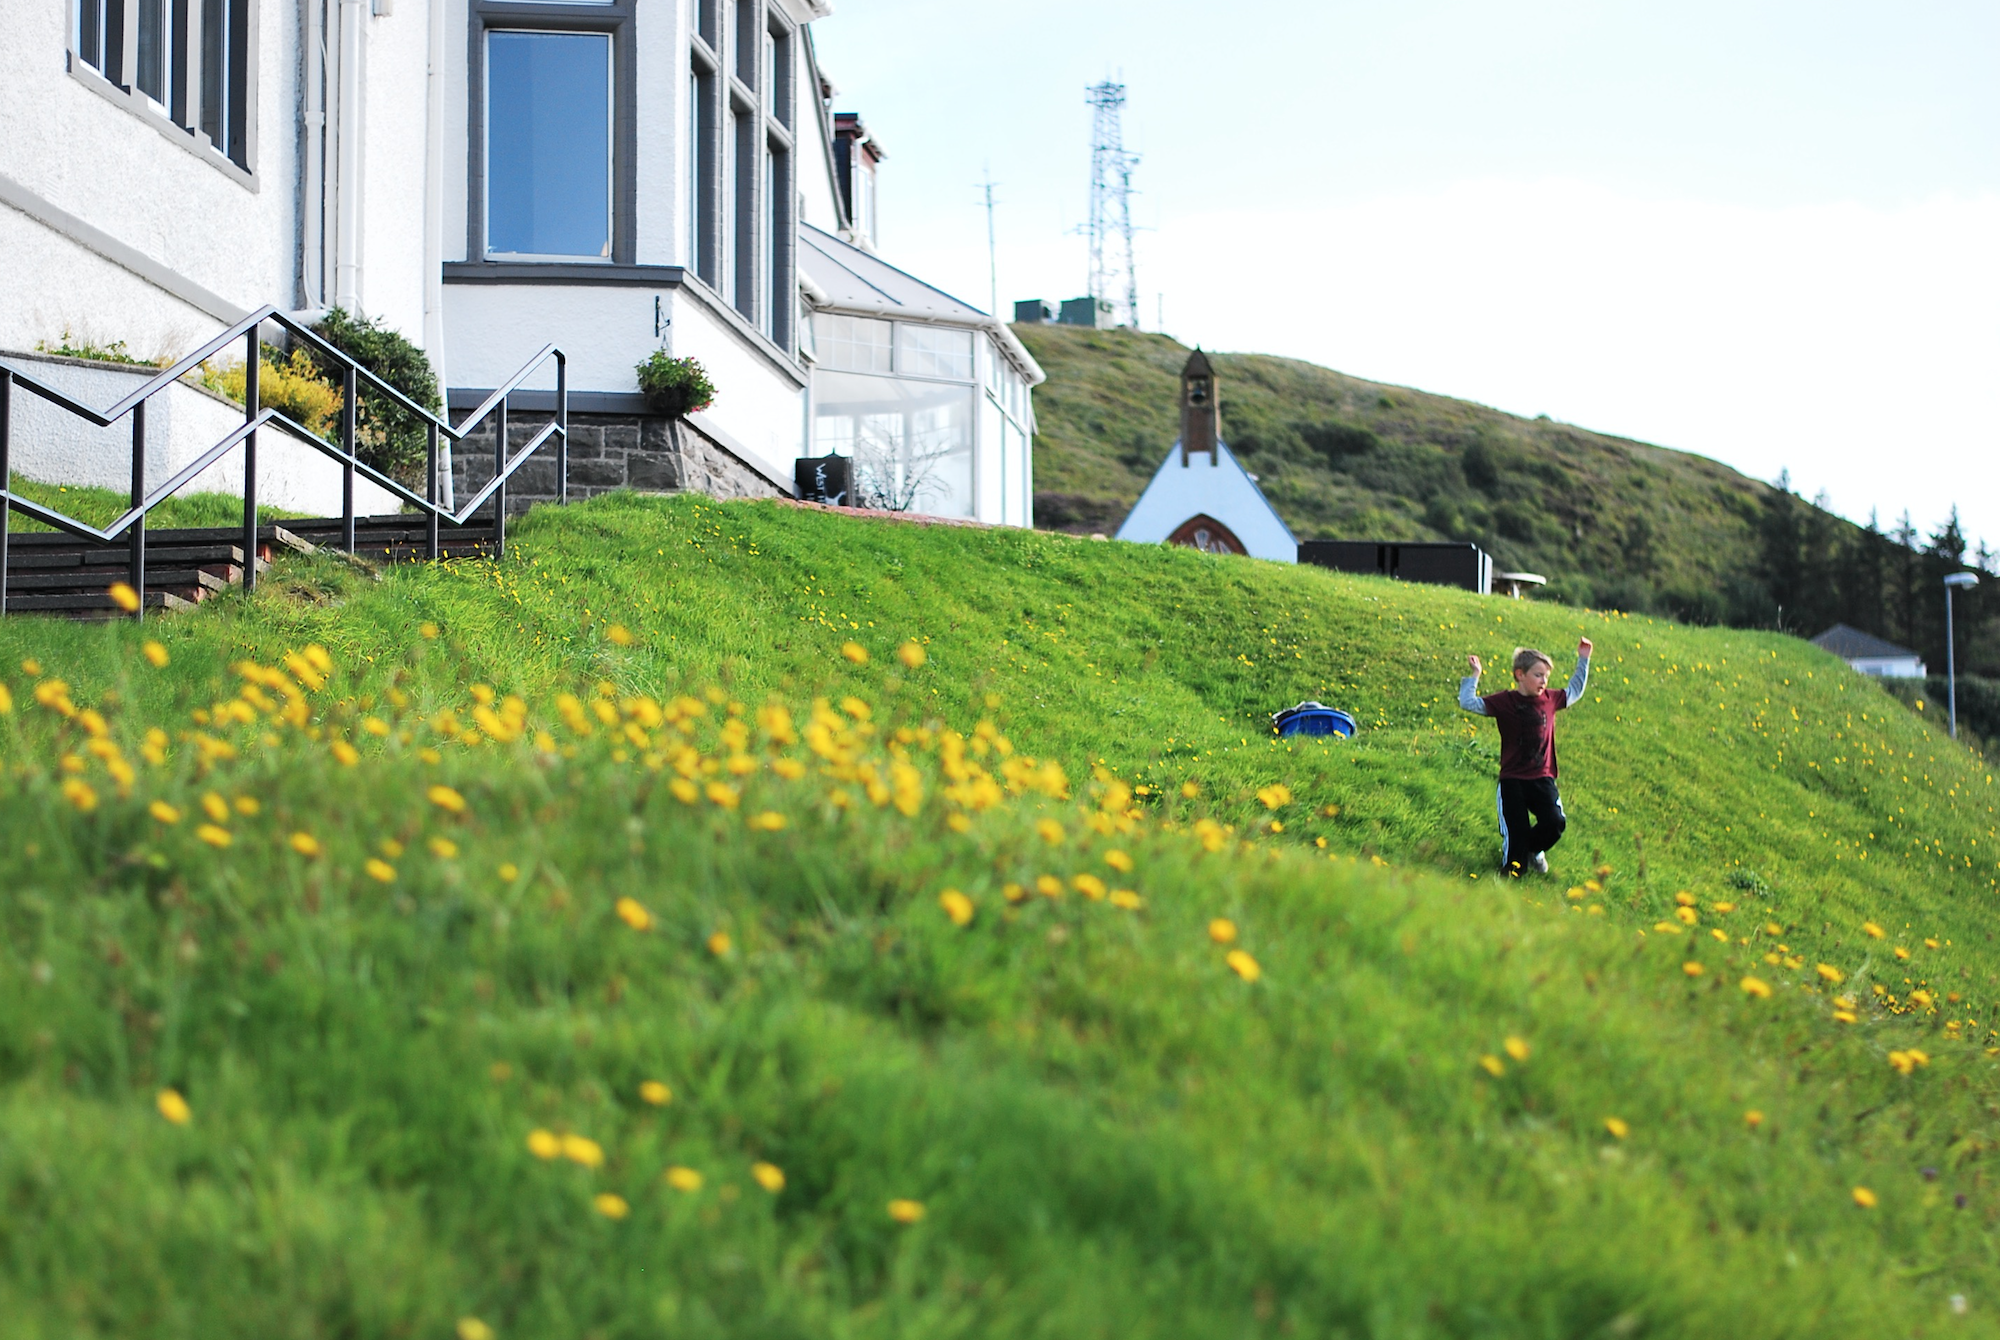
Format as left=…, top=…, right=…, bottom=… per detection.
left=1496, top=777, right=1566, bottom=870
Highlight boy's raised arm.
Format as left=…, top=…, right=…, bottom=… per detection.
left=1564, top=637, right=1593, bottom=707
left=1460, top=654, right=1488, bottom=715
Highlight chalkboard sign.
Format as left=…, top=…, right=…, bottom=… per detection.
left=794, top=454, right=852, bottom=506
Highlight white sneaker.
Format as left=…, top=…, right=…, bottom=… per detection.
left=1532, top=852, right=1549, bottom=874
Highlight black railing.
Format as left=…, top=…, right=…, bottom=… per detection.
left=0, top=304, right=568, bottom=619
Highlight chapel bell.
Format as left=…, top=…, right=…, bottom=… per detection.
left=1180, top=348, right=1220, bottom=465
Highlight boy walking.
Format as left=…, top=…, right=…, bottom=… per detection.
left=1460, top=639, right=1592, bottom=875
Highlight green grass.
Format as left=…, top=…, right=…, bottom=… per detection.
left=6, top=475, right=304, bottom=534
left=4, top=492, right=2000, bottom=1337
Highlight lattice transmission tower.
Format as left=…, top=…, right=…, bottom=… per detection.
left=1085, top=80, right=1141, bottom=329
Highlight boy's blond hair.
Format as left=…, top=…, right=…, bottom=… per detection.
left=1512, top=647, right=1554, bottom=676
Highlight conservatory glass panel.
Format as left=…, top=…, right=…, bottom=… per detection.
left=812, top=370, right=973, bottom=518
left=895, top=324, right=973, bottom=381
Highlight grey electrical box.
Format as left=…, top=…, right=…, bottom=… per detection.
left=1013, top=299, right=1055, bottom=325
left=1058, top=296, right=1114, bottom=329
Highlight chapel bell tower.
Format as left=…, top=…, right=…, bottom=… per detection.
left=1179, top=348, right=1219, bottom=466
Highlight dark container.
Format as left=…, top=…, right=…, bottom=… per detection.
left=794, top=454, right=852, bottom=506
left=1298, top=540, right=1492, bottom=594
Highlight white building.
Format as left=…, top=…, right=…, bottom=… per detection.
left=1812, top=624, right=1928, bottom=679
left=0, top=0, right=1038, bottom=517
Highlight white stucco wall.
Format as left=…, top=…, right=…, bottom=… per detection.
left=355, top=3, right=433, bottom=337
left=2, top=352, right=401, bottom=516
left=444, top=283, right=664, bottom=394
left=674, top=297, right=806, bottom=480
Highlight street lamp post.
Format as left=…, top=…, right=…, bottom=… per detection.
left=1944, top=571, right=1978, bottom=740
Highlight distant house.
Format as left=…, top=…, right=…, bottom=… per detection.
left=1114, top=350, right=1297, bottom=562
left=1812, top=625, right=1927, bottom=678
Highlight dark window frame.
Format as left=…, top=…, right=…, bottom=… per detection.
left=68, top=0, right=257, bottom=184
left=687, top=0, right=796, bottom=356
left=467, top=0, right=637, bottom=266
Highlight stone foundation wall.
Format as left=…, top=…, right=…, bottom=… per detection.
left=452, top=412, right=785, bottom=513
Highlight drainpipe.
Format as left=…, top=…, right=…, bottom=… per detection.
left=333, top=0, right=364, bottom=311
left=423, top=0, right=453, bottom=505
left=300, top=0, right=326, bottom=308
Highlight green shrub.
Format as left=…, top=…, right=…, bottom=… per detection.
left=199, top=348, right=343, bottom=440
left=304, top=309, right=442, bottom=484
left=635, top=351, right=716, bottom=417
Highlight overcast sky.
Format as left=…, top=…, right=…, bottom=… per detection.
left=812, top=0, right=2000, bottom=552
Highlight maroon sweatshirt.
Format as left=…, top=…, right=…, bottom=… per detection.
left=1460, top=657, right=1590, bottom=780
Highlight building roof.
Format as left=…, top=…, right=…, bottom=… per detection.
left=798, top=224, right=1044, bottom=385
left=1811, top=623, right=1921, bottom=660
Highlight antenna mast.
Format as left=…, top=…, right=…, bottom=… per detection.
left=1085, top=80, right=1141, bottom=329
left=980, top=169, right=999, bottom=317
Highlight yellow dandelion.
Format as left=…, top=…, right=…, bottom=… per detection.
left=705, top=781, right=741, bottom=809
left=1764, top=921, right=1784, bottom=936
left=1002, top=882, right=1027, bottom=903
left=1109, top=889, right=1144, bottom=910
left=234, top=795, right=259, bottom=816
left=1035, top=818, right=1064, bottom=844
left=498, top=862, right=520, bottom=881
left=428, top=785, right=467, bottom=814
left=1100, top=850, right=1134, bottom=874
left=707, top=931, right=732, bottom=957
left=747, top=810, right=787, bottom=831
left=149, top=800, right=182, bottom=825
left=938, top=890, right=975, bottom=926
left=751, top=1161, right=785, bottom=1193
left=1180, top=780, right=1200, bottom=799
left=614, top=898, right=652, bottom=930
left=456, top=1318, right=495, bottom=1340
left=195, top=823, right=231, bottom=847
left=364, top=858, right=396, bottom=882
left=156, top=1088, right=191, bottom=1124
left=665, top=1165, right=703, bottom=1193
left=380, top=838, right=405, bottom=858
left=428, top=836, right=459, bottom=859
left=1226, top=949, right=1261, bottom=982
left=1034, top=874, right=1064, bottom=898
left=560, top=1134, right=604, bottom=1168
left=60, top=777, right=99, bottom=812
left=1603, top=1117, right=1629, bottom=1140
left=289, top=832, right=322, bottom=857
left=1503, top=1036, right=1530, bottom=1062
left=1832, top=1009, right=1858, bottom=1024
left=1682, top=961, right=1705, bottom=977
left=1674, top=890, right=1696, bottom=907
left=1072, top=873, right=1107, bottom=900
left=1256, top=783, right=1292, bottom=810
left=1675, top=906, right=1699, bottom=926
left=1478, top=1055, right=1506, bottom=1078
left=108, top=582, right=140, bottom=613
left=419, top=621, right=440, bottom=639
left=1815, top=964, right=1845, bottom=984
left=593, top=1192, right=629, bottom=1219
left=1925, top=937, right=1941, bottom=950
left=142, top=640, right=170, bottom=668
left=669, top=777, right=700, bottom=805
left=639, top=1080, right=672, bottom=1106
left=840, top=641, right=869, bottom=665
left=1862, top=921, right=1885, bottom=939
left=887, top=1198, right=926, bottom=1224
left=1744, top=1109, right=1764, bottom=1129
left=1740, top=976, right=1772, bottom=999
left=1711, top=901, right=1735, bottom=914
left=1208, top=918, right=1238, bottom=944
left=527, top=1129, right=561, bottom=1159
left=1852, top=1186, right=1877, bottom=1209
left=1894, top=946, right=1911, bottom=961
left=606, top=624, right=635, bottom=646
left=896, top=641, right=927, bottom=669
left=331, top=740, right=360, bottom=766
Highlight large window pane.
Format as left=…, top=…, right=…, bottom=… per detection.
left=813, top=370, right=974, bottom=518
left=487, top=31, right=612, bottom=259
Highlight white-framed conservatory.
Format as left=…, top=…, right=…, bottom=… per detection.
left=800, top=225, right=1040, bottom=526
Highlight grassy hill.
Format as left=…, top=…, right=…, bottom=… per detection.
left=5, top=493, right=2000, bottom=1336
left=1020, top=324, right=1800, bottom=619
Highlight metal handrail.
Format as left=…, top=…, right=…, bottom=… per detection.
left=0, top=304, right=569, bottom=620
